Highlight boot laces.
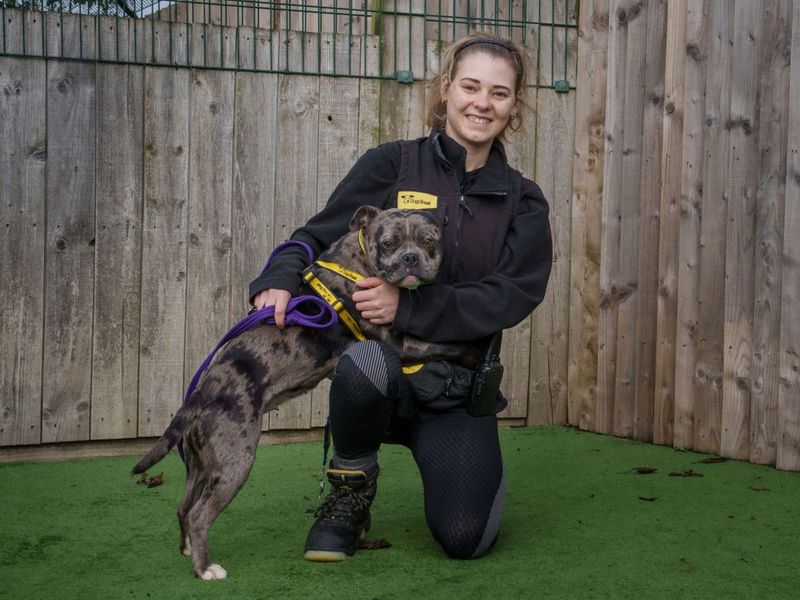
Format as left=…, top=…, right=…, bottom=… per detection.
left=314, top=485, right=372, bottom=522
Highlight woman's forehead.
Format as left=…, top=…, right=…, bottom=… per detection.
left=452, top=51, right=517, bottom=87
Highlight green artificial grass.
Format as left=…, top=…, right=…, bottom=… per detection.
left=2, top=426, right=799, bottom=600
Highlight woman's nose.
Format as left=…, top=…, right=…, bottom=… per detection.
left=472, top=91, right=491, bottom=109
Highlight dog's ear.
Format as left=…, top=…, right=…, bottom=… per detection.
left=349, top=205, right=381, bottom=232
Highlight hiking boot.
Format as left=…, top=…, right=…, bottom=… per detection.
left=303, top=467, right=378, bottom=562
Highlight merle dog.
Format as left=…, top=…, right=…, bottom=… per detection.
left=132, top=205, right=476, bottom=580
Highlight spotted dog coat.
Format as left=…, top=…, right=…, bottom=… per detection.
left=132, top=206, right=478, bottom=580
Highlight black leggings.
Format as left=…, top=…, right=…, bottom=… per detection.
left=328, top=340, right=506, bottom=559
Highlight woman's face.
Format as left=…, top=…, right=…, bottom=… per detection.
left=441, top=50, right=520, bottom=156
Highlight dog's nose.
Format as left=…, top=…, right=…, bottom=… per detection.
left=401, top=252, right=419, bottom=267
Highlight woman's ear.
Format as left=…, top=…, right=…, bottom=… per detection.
left=440, top=76, right=450, bottom=102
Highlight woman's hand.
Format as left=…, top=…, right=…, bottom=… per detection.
left=252, top=289, right=292, bottom=328
left=353, top=278, right=399, bottom=325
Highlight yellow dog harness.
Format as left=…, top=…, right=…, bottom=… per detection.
left=301, top=231, right=423, bottom=375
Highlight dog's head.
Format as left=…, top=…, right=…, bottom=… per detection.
left=349, top=206, right=442, bottom=289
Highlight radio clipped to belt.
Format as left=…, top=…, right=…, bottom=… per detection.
left=467, top=331, right=504, bottom=417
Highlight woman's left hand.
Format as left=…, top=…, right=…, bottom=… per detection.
left=353, top=278, right=399, bottom=325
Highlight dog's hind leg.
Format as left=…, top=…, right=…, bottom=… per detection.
left=186, top=460, right=255, bottom=580
left=177, top=455, right=204, bottom=556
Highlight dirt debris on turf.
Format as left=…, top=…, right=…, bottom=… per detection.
left=623, top=466, right=658, bottom=475
left=135, top=472, right=164, bottom=488
left=669, top=469, right=703, bottom=477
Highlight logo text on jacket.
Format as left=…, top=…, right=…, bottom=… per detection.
left=397, top=191, right=438, bottom=209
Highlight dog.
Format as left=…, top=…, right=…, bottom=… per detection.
left=132, top=205, right=478, bottom=580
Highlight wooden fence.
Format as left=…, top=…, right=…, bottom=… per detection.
left=0, top=4, right=578, bottom=459
left=570, top=0, right=800, bottom=472
left=4, top=0, right=800, bottom=475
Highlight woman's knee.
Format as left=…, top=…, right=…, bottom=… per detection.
left=431, top=514, right=500, bottom=559
left=428, top=473, right=507, bottom=559
left=328, top=341, right=403, bottom=458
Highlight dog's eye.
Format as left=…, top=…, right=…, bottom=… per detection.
left=423, top=237, right=436, bottom=249
left=381, top=239, right=395, bottom=250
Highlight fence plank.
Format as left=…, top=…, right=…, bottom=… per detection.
left=0, top=57, right=46, bottom=446
left=311, top=75, right=361, bottom=428
left=231, top=71, right=278, bottom=433
left=568, top=0, right=608, bottom=430
left=611, top=0, right=649, bottom=439
left=596, top=0, right=624, bottom=435
left=379, top=81, right=426, bottom=142
left=528, top=88, right=574, bottom=425
left=91, top=64, right=144, bottom=440
left=631, top=0, right=667, bottom=441
left=42, top=61, right=96, bottom=443
left=777, top=0, right=800, bottom=472
left=268, top=74, right=320, bottom=430
left=597, top=0, right=642, bottom=436
left=230, top=72, right=278, bottom=323
left=184, top=69, right=235, bottom=395
left=673, top=0, right=706, bottom=450
left=138, top=67, right=190, bottom=437
left=692, top=0, right=733, bottom=454
left=750, top=0, right=792, bottom=466
left=719, top=0, right=762, bottom=460
left=652, top=0, right=686, bottom=446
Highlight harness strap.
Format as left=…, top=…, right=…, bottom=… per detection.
left=303, top=259, right=423, bottom=375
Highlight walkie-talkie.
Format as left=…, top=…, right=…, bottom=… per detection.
left=467, top=331, right=504, bottom=417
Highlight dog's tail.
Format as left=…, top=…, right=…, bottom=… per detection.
left=131, top=408, right=188, bottom=476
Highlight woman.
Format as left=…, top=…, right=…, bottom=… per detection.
left=249, top=31, right=552, bottom=560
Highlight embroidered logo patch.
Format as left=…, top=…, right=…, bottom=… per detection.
left=397, top=191, right=438, bottom=209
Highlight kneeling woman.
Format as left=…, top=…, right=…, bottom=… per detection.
left=250, top=31, right=553, bottom=560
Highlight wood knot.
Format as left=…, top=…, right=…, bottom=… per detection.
left=56, top=77, right=75, bottom=94
left=686, top=44, right=702, bottom=61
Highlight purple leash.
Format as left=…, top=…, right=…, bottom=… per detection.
left=177, top=240, right=337, bottom=461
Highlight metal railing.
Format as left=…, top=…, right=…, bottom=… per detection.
left=1, top=0, right=577, bottom=87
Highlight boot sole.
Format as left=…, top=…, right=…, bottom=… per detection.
left=303, top=524, right=368, bottom=563
left=303, top=549, right=351, bottom=562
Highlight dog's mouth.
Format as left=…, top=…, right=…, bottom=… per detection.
left=398, top=274, right=422, bottom=289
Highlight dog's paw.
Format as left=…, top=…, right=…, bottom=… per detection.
left=199, top=564, right=228, bottom=580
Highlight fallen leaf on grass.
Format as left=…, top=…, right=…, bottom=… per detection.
left=359, top=539, right=392, bottom=550
left=669, top=469, right=703, bottom=477
left=638, top=497, right=658, bottom=502
left=135, top=471, right=164, bottom=488
left=680, top=558, right=697, bottom=572
left=748, top=487, right=770, bottom=492
left=623, top=466, right=658, bottom=475
left=696, top=456, right=727, bottom=464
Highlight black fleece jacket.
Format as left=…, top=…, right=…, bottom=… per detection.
left=249, top=129, right=552, bottom=344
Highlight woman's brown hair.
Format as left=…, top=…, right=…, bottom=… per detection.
left=425, top=31, right=531, bottom=137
